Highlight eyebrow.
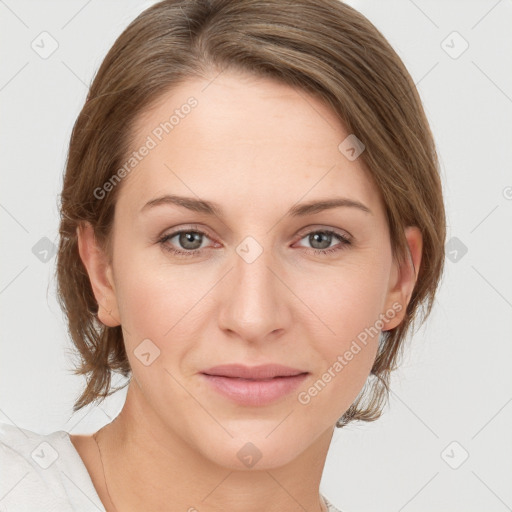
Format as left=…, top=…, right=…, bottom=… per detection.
left=140, top=194, right=372, bottom=217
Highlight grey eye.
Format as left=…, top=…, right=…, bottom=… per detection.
left=307, top=232, right=334, bottom=250
left=176, top=231, right=204, bottom=250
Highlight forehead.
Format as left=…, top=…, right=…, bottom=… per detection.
left=117, top=70, right=384, bottom=220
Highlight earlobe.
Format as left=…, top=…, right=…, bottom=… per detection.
left=382, top=226, right=423, bottom=331
left=76, top=222, right=121, bottom=327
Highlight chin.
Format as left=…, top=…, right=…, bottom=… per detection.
left=196, top=425, right=315, bottom=471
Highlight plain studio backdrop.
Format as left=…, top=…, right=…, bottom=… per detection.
left=1, top=1, right=511, bottom=511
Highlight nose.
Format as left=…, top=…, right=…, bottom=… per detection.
left=217, top=239, right=292, bottom=344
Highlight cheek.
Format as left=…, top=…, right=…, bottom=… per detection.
left=115, top=271, right=164, bottom=331
left=293, top=259, right=389, bottom=411
left=111, top=245, right=183, bottom=342
left=298, top=258, right=390, bottom=345
left=111, top=246, right=212, bottom=372
left=295, top=293, right=382, bottom=428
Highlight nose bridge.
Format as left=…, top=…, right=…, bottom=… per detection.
left=218, top=235, right=288, bottom=340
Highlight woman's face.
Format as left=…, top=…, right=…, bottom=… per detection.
left=87, top=69, right=419, bottom=469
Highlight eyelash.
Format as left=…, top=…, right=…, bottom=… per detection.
left=157, top=226, right=352, bottom=258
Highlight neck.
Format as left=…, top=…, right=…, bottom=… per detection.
left=96, top=382, right=333, bottom=512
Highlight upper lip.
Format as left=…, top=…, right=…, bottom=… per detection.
left=201, top=364, right=308, bottom=380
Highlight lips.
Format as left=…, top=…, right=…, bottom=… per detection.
left=200, top=364, right=309, bottom=406
left=202, top=363, right=307, bottom=380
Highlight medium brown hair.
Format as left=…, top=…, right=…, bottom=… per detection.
left=56, top=0, right=446, bottom=426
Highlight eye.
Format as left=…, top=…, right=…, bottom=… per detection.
left=295, top=229, right=352, bottom=256
left=157, top=226, right=352, bottom=258
left=158, top=227, right=214, bottom=257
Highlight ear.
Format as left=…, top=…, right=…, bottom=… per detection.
left=381, top=226, right=423, bottom=331
left=76, top=222, right=120, bottom=327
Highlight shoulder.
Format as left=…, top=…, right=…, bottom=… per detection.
left=322, top=494, right=343, bottom=512
left=0, top=421, right=105, bottom=511
left=0, top=420, right=72, bottom=475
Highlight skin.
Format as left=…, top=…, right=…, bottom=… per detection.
left=71, top=69, right=422, bottom=512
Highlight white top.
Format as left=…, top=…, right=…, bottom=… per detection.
left=0, top=422, right=341, bottom=512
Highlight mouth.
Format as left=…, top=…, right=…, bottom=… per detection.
left=200, top=364, right=309, bottom=406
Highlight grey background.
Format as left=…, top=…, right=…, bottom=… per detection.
left=1, top=1, right=511, bottom=511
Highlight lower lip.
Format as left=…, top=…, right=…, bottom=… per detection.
left=200, top=373, right=309, bottom=406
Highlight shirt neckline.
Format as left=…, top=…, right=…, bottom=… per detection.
left=59, top=430, right=107, bottom=511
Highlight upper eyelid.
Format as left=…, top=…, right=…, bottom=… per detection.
left=295, top=225, right=352, bottom=240
left=162, top=225, right=352, bottom=246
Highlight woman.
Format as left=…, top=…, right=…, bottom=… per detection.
left=0, top=0, right=445, bottom=510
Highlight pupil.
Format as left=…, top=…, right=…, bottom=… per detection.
left=312, top=232, right=331, bottom=249
left=180, top=232, right=201, bottom=249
